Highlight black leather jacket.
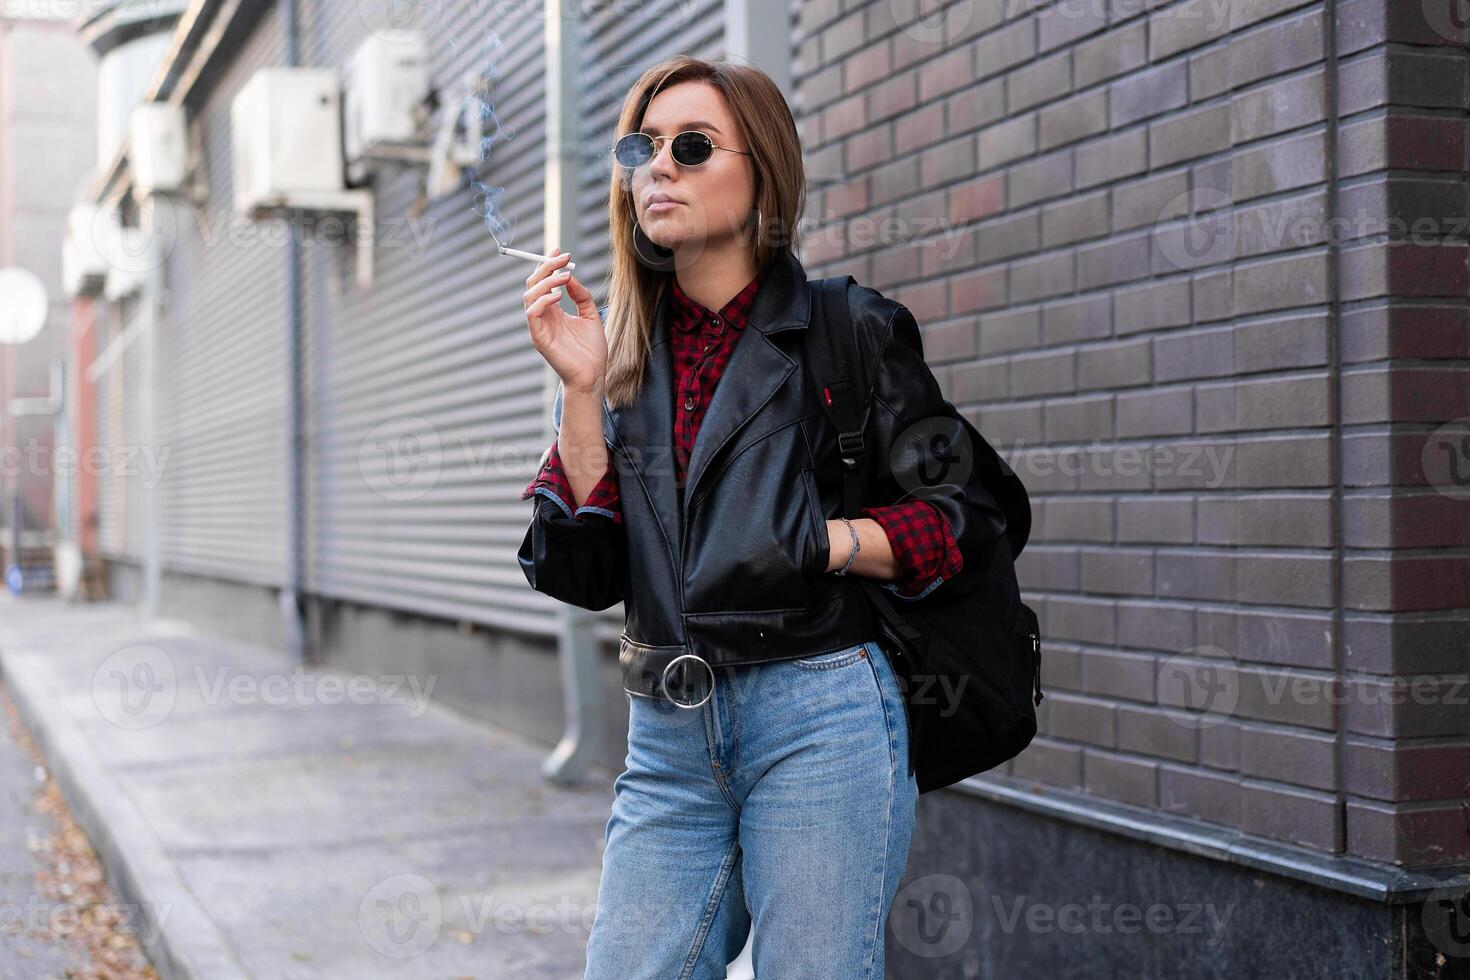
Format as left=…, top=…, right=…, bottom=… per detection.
left=518, top=249, right=1009, bottom=701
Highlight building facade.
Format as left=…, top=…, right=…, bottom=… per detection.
left=56, top=0, right=1470, bottom=975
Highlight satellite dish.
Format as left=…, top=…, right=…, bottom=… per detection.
left=0, top=268, right=48, bottom=344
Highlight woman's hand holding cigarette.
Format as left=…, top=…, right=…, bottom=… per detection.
left=523, top=248, right=605, bottom=396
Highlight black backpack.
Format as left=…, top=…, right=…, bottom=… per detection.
left=804, top=274, right=1044, bottom=795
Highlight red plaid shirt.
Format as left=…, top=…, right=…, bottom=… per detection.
left=520, top=270, right=962, bottom=598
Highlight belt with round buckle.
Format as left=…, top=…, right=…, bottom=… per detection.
left=661, top=653, right=715, bottom=709
left=619, top=634, right=717, bottom=708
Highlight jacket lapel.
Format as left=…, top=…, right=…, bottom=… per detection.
left=604, top=283, right=681, bottom=554
left=605, top=250, right=814, bottom=549
left=682, top=253, right=810, bottom=507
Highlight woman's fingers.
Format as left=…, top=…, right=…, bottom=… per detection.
left=523, top=250, right=574, bottom=311
left=523, top=249, right=571, bottom=290
left=527, top=288, right=563, bottom=318
left=562, top=273, right=599, bottom=319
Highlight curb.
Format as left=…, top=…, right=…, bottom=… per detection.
left=0, top=643, right=252, bottom=980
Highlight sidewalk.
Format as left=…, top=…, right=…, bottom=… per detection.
left=0, top=595, right=612, bottom=980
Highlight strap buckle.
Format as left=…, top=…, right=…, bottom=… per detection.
left=838, top=430, right=864, bottom=467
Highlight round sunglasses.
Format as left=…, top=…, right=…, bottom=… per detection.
left=612, top=131, right=752, bottom=169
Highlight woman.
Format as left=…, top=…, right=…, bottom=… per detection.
left=517, top=56, right=1009, bottom=980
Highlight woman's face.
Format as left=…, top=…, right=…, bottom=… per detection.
left=626, top=81, right=756, bottom=256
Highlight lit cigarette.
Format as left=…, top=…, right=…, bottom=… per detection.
left=499, top=245, right=575, bottom=271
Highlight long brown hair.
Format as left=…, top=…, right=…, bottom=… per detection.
left=602, top=56, right=806, bottom=409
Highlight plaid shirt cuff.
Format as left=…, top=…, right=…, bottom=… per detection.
left=860, top=499, right=962, bottom=599
left=520, top=439, right=622, bottom=524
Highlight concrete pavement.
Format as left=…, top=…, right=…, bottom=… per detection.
left=0, top=595, right=614, bottom=979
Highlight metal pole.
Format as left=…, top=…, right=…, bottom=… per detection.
left=278, top=0, right=307, bottom=666
left=539, top=0, right=602, bottom=788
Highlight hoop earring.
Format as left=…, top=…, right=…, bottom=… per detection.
left=631, top=217, right=677, bottom=272
left=754, top=207, right=763, bottom=245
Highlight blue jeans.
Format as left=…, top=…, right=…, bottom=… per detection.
left=583, top=639, right=919, bottom=980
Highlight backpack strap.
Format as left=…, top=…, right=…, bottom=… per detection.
left=806, top=275, right=927, bottom=658
left=805, top=275, right=869, bottom=518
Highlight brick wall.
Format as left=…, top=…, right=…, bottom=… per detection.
left=794, top=0, right=1470, bottom=869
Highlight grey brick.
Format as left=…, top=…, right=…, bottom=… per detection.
left=1114, top=277, right=1192, bottom=335
left=1117, top=597, right=1196, bottom=649
left=975, top=19, right=1038, bottom=80
left=1009, top=148, right=1074, bottom=209
left=1045, top=495, right=1115, bottom=541
left=1077, top=127, right=1148, bottom=189
left=1190, top=268, right=1232, bottom=323
left=1189, top=45, right=1232, bottom=101
left=1232, top=191, right=1329, bottom=259
left=1037, top=0, right=1108, bottom=51
left=1010, top=346, right=1077, bottom=396
left=1232, top=250, right=1330, bottom=316
left=1239, top=724, right=1337, bottom=791
left=1008, top=48, right=1072, bottom=113
left=1113, top=171, right=1190, bottom=232
left=1231, top=69, right=1327, bottom=144
left=917, top=44, right=973, bottom=103
left=1119, top=706, right=1200, bottom=763
left=1042, top=190, right=1110, bottom=247
left=920, top=132, right=977, bottom=187
left=1155, top=325, right=1236, bottom=381
left=945, top=76, right=1007, bottom=132
left=980, top=113, right=1039, bottom=169
left=1150, top=0, right=1232, bottom=61
left=1160, top=765, right=1242, bottom=825
left=1151, top=102, right=1231, bottom=168
left=890, top=103, right=940, bottom=154
left=1078, top=336, right=1151, bottom=389
left=1075, top=21, right=1147, bottom=89
left=1228, top=8, right=1325, bottom=89
left=1077, top=229, right=1152, bottom=290
left=1040, top=89, right=1109, bottom=151
left=1047, top=693, right=1117, bottom=745
left=1118, top=497, right=1196, bottom=545
left=1084, top=749, right=1159, bottom=807
left=1157, top=551, right=1236, bottom=602
left=1081, top=550, right=1156, bottom=597
left=1234, top=663, right=1337, bottom=729
left=1232, top=433, right=1333, bottom=488
left=1045, top=393, right=1115, bottom=442
left=1110, top=62, right=1188, bottom=128
left=975, top=210, right=1041, bottom=264
left=979, top=306, right=1042, bottom=353
left=1009, top=250, right=1075, bottom=303
left=1117, top=386, right=1194, bottom=437
left=1010, top=739, right=1084, bottom=786
left=1044, top=293, right=1113, bottom=345
left=1198, top=493, right=1334, bottom=548
left=1240, top=781, right=1342, bottom=851
left=1230, top=130, right=1327, bottom=202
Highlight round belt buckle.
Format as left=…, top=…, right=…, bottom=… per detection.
left=661, top=653, right=715, bottom=709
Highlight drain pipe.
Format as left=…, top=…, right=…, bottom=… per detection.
left=278, top=0, right=307, bottom=667
left=538, top=2, right=601, bottom=787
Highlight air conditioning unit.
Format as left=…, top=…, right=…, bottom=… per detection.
left=230, top=67, right=345, bottom=216
left=61, top=204, right=109, bottom=299
left=343, top=30, right=430, bottom=181
left=102, top=223, right=147, bottom=300
left=130, top=102, right=189, bottom=195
